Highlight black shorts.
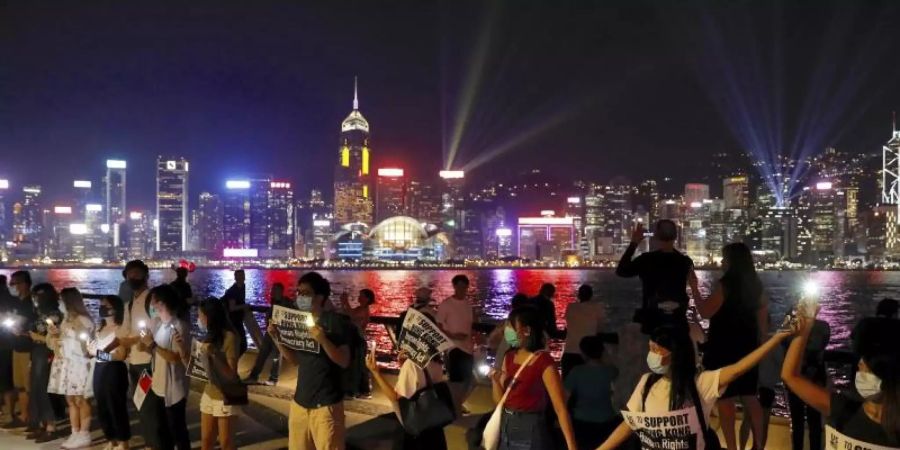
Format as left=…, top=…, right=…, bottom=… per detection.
left=758, top=386, right=776, bottom=409
left=446, top=348, right=474, bottom=383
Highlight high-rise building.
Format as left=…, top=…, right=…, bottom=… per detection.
left=376, top=168, right=406, bottom=222
left=798, top=182, right=839, bottom=266
left=407, top=180, right=442, bottom=226
left=334, top=78, right=374, bottom=227
left=83, top=203, right=108, bottom=260
left=517, top=214, right=575, bottom=261
left=583, top=183, right=605, bottom=260
left=222, top=180, right=251, bottom=251
left=723, top=175, right=750, bottom=210
left=10, top=185, right=43, bottom=260
left=156, top=157, right=189, bottom=253
left=127, top=211, right=153, bottom=259
left=0, top=179, right=8, bottom=260
left=197, top=192, right=223, bottom=254
left=72, top=180, right=93, bottom=221
left=105, top=159, right=127, bottom=226
left=438, top=170, right=465, bottom=232
left=883, top=120, right=900, bottom=217
left=248, top=177, right=272, bottom=250
left=267, top=181, right=294, bottom=258
left=684, top=183, right=710, bottom=205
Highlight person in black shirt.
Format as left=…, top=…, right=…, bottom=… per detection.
left=222, top=269, right=249, bottom=356
left=245, top=282, right=293, bottom=385
left=783, top=308, right=900, bottom=447
left=1, top=270, right=37, bottom=430
left=269, top=272, right=350, bottom=450
left=0, top=275, right=17, bottom=427
left=529, top=283, right=562, bottom=339
left=169, top=267, right=193, bottom=306
left=616, top=220, right=693, bottom=334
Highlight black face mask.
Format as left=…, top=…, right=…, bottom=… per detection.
left=128, top=278, right=145, bottom=290
left=99, top=305, right=112, bottom=318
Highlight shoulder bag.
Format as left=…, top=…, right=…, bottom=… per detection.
left=482, top=351, right=540, bottom=450
left=397, top=365, right=456, bottom=436
left=204, top=349, right=248, bottom=405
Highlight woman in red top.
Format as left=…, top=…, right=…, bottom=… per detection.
left=491, top=307, right=576, bottom=450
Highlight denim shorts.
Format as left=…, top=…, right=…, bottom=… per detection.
left=499, top=409, right=551, bottom=450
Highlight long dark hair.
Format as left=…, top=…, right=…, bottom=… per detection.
left=200, top=298, right=234, bottom=347
left=32, top=283, right=60, bottom=315
left=149, top=285, right=189, bottom=321
left=100, top=295, right=125, bottom=331
left=648, top=326, right=697, bottom=411
left=510, top=307, right=546, bottom=352
left=720, top=243, right=762, bottom=315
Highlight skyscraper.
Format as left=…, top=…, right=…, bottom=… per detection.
left=249, top=177, right=271, bottom=250
left=197, top=192, right=223, bottom=253
left=156, top=157, right=189, bottom=253
left=723, top=175, right=750, bottom=210
left=684, top=183, right=710, bottom=205
left=334, top=78, right=373, bottom=227
left=223, top=180, right=251, bottom=250
left=375, top=168, right=406, bottom=222
left=0, top=179, right=8, bottom=260
left=105, top=160, right=127, bottom=226
left=407, top=180, right=442, bottom=226
left=267, top=181, right=295, bottom=258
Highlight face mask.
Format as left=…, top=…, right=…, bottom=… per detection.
left=128, top=278, right=145, bottom=290
left=296, top=294, right=313, bottom=311
left=58, top=303, right=68, bottom=316
left=504, top=325, right=520, bottom=347
left=8, top=286, right=18, bottom=298
left=197, top=320, right=208, bottom=333
left=647, top=352, right=668, bottom=374
left=855, top=371, right=882, bottom=399
left=149, top=305, right=158, bottom=319
left=99, top=306, right=112, bottom=318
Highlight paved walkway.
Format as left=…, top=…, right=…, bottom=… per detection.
left=1, top=347, right=799, bottom=449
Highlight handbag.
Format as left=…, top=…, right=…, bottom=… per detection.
left=396, top=366, right=456, bottom=436
left=204, top=349, right=248, bottom=405
left=687, top=379, right=722, bottom=450
left=481, top=351, right=540, bottom=450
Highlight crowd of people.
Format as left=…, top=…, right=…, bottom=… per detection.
left=0, top=218, right=897, bottom=450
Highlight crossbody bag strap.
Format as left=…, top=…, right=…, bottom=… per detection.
left=687, top=377, right=710, bottom=432
left=497, top=351, right=541, bottom=407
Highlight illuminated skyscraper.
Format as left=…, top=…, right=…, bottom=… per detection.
left=197, top=192, right=223, bottom=253
left=439, top=170, right=465, bottom=232
left=105, top=160, right=127, bottom=226
left=10, top=185, right=43, bottom=259
left=798, top=182, right=839, bottom=266
left=375, top=168, right=406, bottom=222
left=407, top=180, right=442, bottom=225
left=249, top=178, right=271, bottom=250
left=517, top=214, right=576, bottom=261
left=156, top=157, right=189, bottom=253
left=334, top=78, right=373, bottom=227
left=223, top=180, right=251, bottom=250
left=883, top=120, right=900, bottom=217
left=127, top=211, right=153, bottom=259
left=0, top=179, right=8, bottom=260
left=267, top=181, right=294, bottom=258
left=684, top=183, right=710, bottom=205
left=723, top=176, right=750, bottom=210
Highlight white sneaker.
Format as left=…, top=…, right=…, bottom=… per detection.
left=60, top=433, right=78, bottom=449
left=65, top=431, right=92, bottom=449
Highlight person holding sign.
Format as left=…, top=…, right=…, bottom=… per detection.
left=46, top=288, right=95, bottom=450
left=491, top=307, right=577, bottom=450
left=597, top=323, right=797, bottom=450
left=88, top=295, right=131, bottom=450
left=268, top=272, right=351, bottom=450
left=782, top=307, right=900, bottom=447
left=24, top=283, right=64, bottom=443
left=197, top=298, right=240, bottom=450
left=140, top=285, right=193, bottom=450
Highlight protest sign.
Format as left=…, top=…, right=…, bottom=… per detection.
left=271, top=305, right=320, bottom=353
left=621, top=407, right=703, bottom=450
left=826, top=426, right=896, bottom=450
left=186, top=341, right=209, bottom=381
left=398, top=307, right=454, bottom=368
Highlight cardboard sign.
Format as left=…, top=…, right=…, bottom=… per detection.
left=186, top=341, right=209, bottom=381
left=826, top=425, right=897, bottom=450
left=398, top=307, right=454, bottom=368
left=271, top=305, right=320, bottom=353
left=132, top=370, right=152, bottom=410
left=622, top=407, right=704, bottom=450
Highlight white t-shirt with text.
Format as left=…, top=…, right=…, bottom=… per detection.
left=626, top=370, right=723, bottom=422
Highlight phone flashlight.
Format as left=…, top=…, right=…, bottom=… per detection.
left=2, top=317, right=15, bottom=329
left=477, top=363, right=491, bottom=376
left=802, top=280, right=819, bottom=298
left=138, top=320, right=147, bottom=329
left=79, top=332, right=90, bottom=342
left=45, top=318, right=54, bottom=326
left=305, top=315, right=316, bottom=328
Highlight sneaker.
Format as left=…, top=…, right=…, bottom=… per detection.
left=60, top=433, right=78, bottom=449
left=263, top=379, right=277, bottom=386
left=34, top=429, right=65, bottom=443
left=66, top=431, right=92, bottom=449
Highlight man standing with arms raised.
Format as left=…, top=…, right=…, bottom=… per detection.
left=436, top=274, right=475, bottom=414
left=616, top=219, right=693, bottom=335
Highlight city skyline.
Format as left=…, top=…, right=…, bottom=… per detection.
left=3, top=1, right=900, bottom=210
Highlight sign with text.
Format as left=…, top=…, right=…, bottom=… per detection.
left=399, top=307, right=454, bottom=368
left=826, top=426, right=896, bottom=450
left=621, top=407, right=704, bottom=450
left=186, top=341, right=209, bottom=381
left=271, top=305, right=320, bottom=353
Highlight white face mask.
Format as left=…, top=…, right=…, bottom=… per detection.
left=855, top=371, right=882, bottom=399
left=647, top=352, right=668, bottom=374
left=8, top=286, right=19, bottom=298
left=295, top=294, right=313, bottom=311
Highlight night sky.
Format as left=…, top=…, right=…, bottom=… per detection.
left=2, top=0, right=900, bottom=210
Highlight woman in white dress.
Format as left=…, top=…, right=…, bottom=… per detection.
left=47, top=287, right=95, bottom=449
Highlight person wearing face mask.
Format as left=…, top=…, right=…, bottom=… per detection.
left=116, top=259, right=159, bottom=448
left=139, top=285, right=192, bottom=450
left=46, top=288, right=95, bottom=449
left=782, top=309, right=900, bottom=447
left=597, top=323, right=795, bottom=450
left=23, top=283, right=64, bottom=443
left=489, top=307, right=576, bottom=450
left=245, top=282, right=292, bottom=386
left=197, top=298, right=239, bottom=450
left=2, top=270, right=36, bottom=430
left=268, top=272, right=351, bottom=450
left=87, top=295, right=131, bottom=450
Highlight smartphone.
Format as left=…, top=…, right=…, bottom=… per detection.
left=367, top=340, right=377, bottom=355
left=779, top=309, right=799, bottom=332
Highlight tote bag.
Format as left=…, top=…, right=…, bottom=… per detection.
left=482, top=352, right=539, bottom=450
